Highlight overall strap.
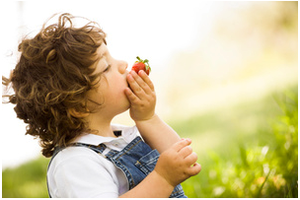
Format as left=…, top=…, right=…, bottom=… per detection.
left=71, top=142, right=108, bottom=155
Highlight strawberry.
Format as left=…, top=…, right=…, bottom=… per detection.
left=131, top=56, right=151, bottom=75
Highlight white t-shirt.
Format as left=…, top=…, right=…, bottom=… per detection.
left=47, top=124, right=141, bottom=198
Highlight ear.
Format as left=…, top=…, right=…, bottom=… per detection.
left=68, top=108, right=90, bottom=118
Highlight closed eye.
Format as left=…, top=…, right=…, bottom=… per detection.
left=103, top=65, right=111, bottom=73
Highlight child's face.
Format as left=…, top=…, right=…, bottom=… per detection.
left=86, top=42, right=129, bottom=118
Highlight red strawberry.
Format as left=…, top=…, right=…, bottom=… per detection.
left=131, top=56, right=151, bottom=75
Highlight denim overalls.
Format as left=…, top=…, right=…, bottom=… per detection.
left=47, top=136, right=187, bottom=198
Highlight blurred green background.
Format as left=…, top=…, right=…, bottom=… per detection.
left=2, top=1, right=298, bottom=198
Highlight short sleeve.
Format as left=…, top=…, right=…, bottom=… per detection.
left=47, top=147, right=123, bottom=197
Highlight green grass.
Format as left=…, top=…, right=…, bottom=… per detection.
left=2, top=85, right=298, bottom=198
left=2, top=156, right=49, bottom=198
left=172, top=85, right=298, bottom=198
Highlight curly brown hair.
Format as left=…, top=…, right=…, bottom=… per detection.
left=2, top=13, right=106, bottom=157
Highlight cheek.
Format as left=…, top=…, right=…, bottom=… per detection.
left=110, top=83, right=126, bottom=99
left=85, top=89, right=105, bottom=111
left=85, top=78, right=107, bottom=104
left=101, top=74, right=128, bottom=102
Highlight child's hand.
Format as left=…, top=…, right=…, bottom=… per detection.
left=125, top=70, right=156, bottom=121
left=154, top=138, right=201, bottom=187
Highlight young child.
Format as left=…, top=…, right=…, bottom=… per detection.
left=3, top=13, right=201, bottom=198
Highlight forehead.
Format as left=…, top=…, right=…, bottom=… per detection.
left=96, top=42, right=108, bottom=59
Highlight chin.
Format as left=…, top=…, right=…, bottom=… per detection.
left=117, top=102, right=131, bottom=115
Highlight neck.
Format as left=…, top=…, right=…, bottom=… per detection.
left=85, top=113, right=117, bottom=138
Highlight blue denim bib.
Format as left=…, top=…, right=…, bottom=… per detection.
left=47, top=136, right=187, bottom=198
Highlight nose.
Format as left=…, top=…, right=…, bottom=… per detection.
left=118, top=60, right=128, bottom=74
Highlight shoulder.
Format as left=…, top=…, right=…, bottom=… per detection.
left=53, top=145, right=102, bottom=164
left=47, top=146, right=122, bottom=197
left=49, top=146, right=113, bottom=176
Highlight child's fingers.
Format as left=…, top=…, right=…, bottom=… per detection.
left=133, top=71, right=148, bottom=88
left=138, top=70, right=155, bottom=91
left=179, top=145, right=193, bottom=158
left=186, top=162, right=202, bottom=176
left=131, top=70, right=154, bottom=95
left=125, top=87, right=139, bottom=104
left=184, top=152, right=198, bottom=166
left=127, top=73, right=145, bottom=99
left=172, top=138, right=192, bottom=152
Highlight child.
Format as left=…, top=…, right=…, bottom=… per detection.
left=2, top=13, right=201, bottom=198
